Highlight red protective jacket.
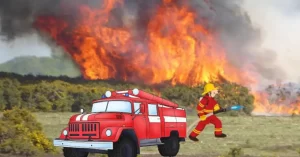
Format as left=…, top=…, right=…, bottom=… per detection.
left=197, top=95, right=221, bottom=120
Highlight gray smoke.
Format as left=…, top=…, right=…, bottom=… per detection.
left=265, top=82, right=300, bottom=111
left=191, top=0, right=286, bottom=80
left=0, top=0, right=288, bottom=83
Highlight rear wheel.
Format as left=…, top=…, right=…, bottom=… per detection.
left=63, top=147, right=89, bottom=157
left=158, top=135, right=180, bottom=156
left=108, top=137, right=137, bottom=157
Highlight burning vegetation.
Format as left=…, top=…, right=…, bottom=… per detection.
left=0, top=0, right=297, bottom=115
left=34, top=0, right=252, bottom=86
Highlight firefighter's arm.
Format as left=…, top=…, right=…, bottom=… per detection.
left=214, top=104, right=221, bottom=111
left=197, top=98, right=207, bottom=121
left=213, top=103, right=227, bottom=114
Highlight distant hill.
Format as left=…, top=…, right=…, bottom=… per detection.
left=0, top=56, right=81, bottom=77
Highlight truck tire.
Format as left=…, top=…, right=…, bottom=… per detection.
left=108, top=137, right=137, bottom=157
left=158, top=135, right=180, bottom=156
left=63, top=147, right=88, bottom=157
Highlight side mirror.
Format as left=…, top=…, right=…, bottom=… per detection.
left=140, top=105, right=145, bottom=114
left=80, top=109, right=84, bottom=114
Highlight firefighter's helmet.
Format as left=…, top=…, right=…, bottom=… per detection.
left=202, top=83, right=218, bottom=96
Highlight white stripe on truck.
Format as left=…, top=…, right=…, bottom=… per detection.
left=76, top=115, right=83, bottom=121
left=164, top=116, right=177, bottom=122
left=176, top=117, right=187, bottom=122
left=148, top=116, right=161, bottom=122
left=158, top=104, right=171, bottom=108
left=148, top=116, right=186, bottom=123
left=82, top=114, right=91, bottom=121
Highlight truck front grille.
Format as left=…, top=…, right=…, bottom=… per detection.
left=68, top=122, right=100, bottom=139
left=82, top=123, right=97, bottom=132
left=69, top=123, right=80, bottom=132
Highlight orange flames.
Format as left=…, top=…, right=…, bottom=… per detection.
left=252, top=92, right=300, bottom=115
left=34, top=0, right=299, bottom=115
left=34, top=0, right=252, bottom=86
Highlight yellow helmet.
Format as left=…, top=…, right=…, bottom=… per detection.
left=202, top=83, right=218, bottom=96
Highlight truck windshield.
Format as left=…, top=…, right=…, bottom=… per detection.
left=91, top=101, right=132, bottom=113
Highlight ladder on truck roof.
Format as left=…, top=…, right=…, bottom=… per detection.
left=101, top=88, right=179, bottom=108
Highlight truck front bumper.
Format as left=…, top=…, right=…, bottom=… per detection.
left=53, top=139, right=113, bottom=150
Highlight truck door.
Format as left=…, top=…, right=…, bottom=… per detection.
left=147, top=103, right=161, bottom=138
left=133, top=102, right=147, bottom=140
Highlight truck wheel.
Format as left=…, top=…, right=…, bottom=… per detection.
left=63, top=147, right=88, bottom=157
left=158, top=135, right=180, bottom=156
left=108, top=137, right=137, bottom=157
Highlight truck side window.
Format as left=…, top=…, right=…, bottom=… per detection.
left=134, top=102, right=142, bottom=114
left=148, top=104, right=158, bottom=116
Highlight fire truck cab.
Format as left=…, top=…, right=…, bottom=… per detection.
left=53, top=88, right=186, bottom=157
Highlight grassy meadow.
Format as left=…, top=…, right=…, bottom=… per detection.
left=34, top=112, right=300, bottom=157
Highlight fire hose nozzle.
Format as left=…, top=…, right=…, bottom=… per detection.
left=213, top=105, right=244, bottom=114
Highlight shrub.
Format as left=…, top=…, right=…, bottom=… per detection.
left=0, top=73, right=255, bottom=114
left=0, top=108, right=57, bottom=156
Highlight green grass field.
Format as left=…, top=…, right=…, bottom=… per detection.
left=34, top=112, right=300, bottom=157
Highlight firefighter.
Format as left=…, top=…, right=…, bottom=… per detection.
left=189, top=83, right=227, bottom=142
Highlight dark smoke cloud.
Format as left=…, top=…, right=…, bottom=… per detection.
left=0, top=0, right=58, bottom=39
left=0, top=0, right=287, bottom=82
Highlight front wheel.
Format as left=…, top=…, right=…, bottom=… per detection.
left=108, top=137, right=137, bottom=157
left=158, top=135, right=180, bottom=156
left=63, top=147, right=88, bottom=157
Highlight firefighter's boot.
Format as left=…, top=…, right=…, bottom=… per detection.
left=215, top=133, right=227, bottom=138
left=189, top=135, right=199, bottom=142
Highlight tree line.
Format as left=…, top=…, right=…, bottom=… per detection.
left=0, top=72, right=254, bottom=115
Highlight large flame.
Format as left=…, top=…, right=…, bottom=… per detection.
left=34, top=0, right=298, bottom=115
left=34, top=0, right=252, bottom=86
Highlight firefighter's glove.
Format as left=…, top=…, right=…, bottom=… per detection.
left=199, top=115, right=207, bottom=121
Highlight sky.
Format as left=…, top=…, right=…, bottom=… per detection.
left=242, top=0, right=300, bottom=83
left=0, top=0, right=300, bottom=82
left=0, top=33, right=52, bottom=63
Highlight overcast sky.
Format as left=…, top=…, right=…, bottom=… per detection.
left=242, top=0, right=300, bottom=82
left=0, top=33, right=51, bottom=63
left=0, top=0, right=300, bottom=82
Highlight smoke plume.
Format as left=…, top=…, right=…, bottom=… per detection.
left=0, top=0, right=287, bottom=85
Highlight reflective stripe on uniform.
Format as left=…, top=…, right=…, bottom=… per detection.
left=204, top=109, right=213, bottom=113
left=198, top=110, right=204, bottom=114
left=193, top=129, right=201, bottom=134
left=215, top=128, right=222, bottom=132
left=198, top=103, right=204, bottom=108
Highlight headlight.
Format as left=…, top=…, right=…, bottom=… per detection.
left=106, top=129, right=112, bottom=137
left=63, top=130, right=68, bottom=136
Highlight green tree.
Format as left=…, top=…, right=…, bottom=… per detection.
left=0, top=79, right=21, bottom=110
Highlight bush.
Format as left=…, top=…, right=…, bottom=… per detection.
left=0, top=108, right=57, bottom=156
left=0, top=72, right=255, bottom=114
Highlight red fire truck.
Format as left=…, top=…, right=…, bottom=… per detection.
left=53, top=88, right=187, bottom=157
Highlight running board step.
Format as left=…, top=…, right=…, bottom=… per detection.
left=140, top=142, right=164, bottom=147
left=140, top=139, right=164, bottom=147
